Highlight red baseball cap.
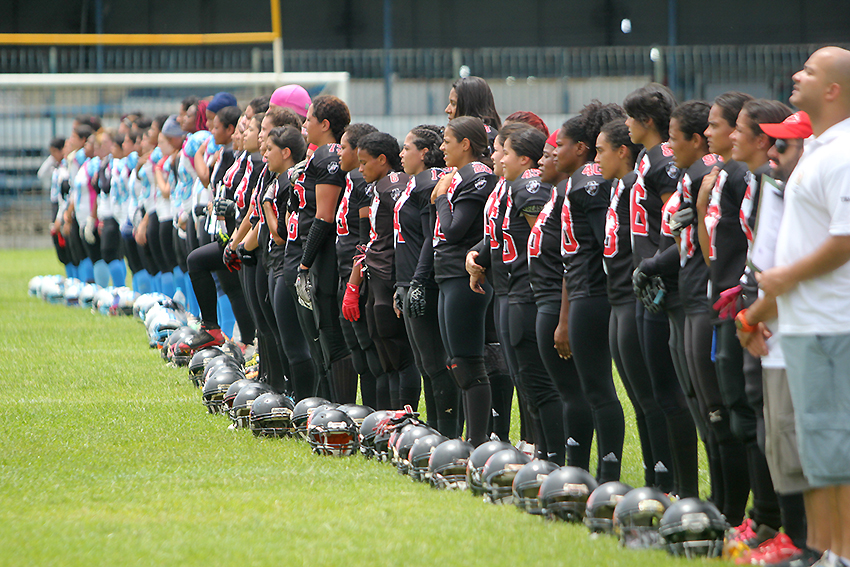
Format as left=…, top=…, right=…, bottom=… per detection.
left=546, top=131, right=558, bottom=148
left=761, top=111, right=812, bottom=139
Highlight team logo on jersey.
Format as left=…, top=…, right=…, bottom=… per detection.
left=474, top=177, right=488, bottom=191
left=585, top=181, right=599, bottom=196
left=744, top=170, right=754, bottom=187
left=390, top=187, right=402, bottom=201
left=665, top=163, right=680, bottom=179
left=526, top=179, right=541, bottom=194
left=327, top=161, right=340, bottom=174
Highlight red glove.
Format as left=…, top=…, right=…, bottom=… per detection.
left=713, top=284, right=741, bottom=320
left=342, top=283, right=360, bottom=322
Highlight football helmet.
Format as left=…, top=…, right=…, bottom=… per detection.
left=93, top=287, right=116, bottom=315
left=229, top=382, right=275, bottom=428
left=220, top=341, right=244, bottom=366
left=481, top=448, right=531, bottom=504
left=291, top=397, right=331, bottom=440
left=111, top=287, right=138, bottom=316
left=147, top=310, right=186, bottom=349
left=512, top=459, right=559, bottom=515
left=306, top=408, right=358, bottom=456
left=358, top=410, right=393, bottom=459
left=133, top=292, right=169, bottom=320
left=169, top=327, right=205, bottom=366
left=659, top=498, right=728, bottom=558
left=393, top=425, right=438, bottom=475
left=466, top=440, right=515, bottom=496
left=79, top=283, right=98, bottom=309
left=188, top=347, right=225, bottom=387
left=249, top=393, right=295, bottom=438
left=223, top=378, right=258, bottom=413
left=408, top=433, right=449, bottom=482
left=161, top=326, right=194, bottom=360
left=201, top=355, right=243, bottom=387
left=42, top=278, right=65, bottom=304
left=585, top=481, right=633, bottom=534
left=613, top=487, right=672, bottom=548
left=63, top=280, right=81, bottom=306
left=28, top=275, right=44, bottom=296
left=538, top=466, right=598, bottom=522
left=337, top=404, right=375, bottom=428
left=202, top=366, right=245, bottom=414
left=429, top=439, right=475, bottom=490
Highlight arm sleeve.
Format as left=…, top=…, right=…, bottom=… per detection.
left=412, top=207, right=435, bottom=284
left=641, top=244, right=680, bottom=278
left=435, top=194, right=481, bottom=245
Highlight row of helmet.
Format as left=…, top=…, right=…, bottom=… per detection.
left=29, top=274, right=138, bottom=316
left=31, top=279, right=731, bottom=560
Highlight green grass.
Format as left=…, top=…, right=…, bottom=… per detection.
left=0, top=249, right=708, bottom=567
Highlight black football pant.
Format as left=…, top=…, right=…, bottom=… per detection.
left=66, top=218, right=86, bottom=267
left=100, top=217, right=122, bottom=263
left=158, top=219, right=177, bottom=272
left=494, top=295, right=527, bottom=445
left=241, top=263, right=286, bottom=393
left=172, top=226, right=188, bottom=273
left=145, top=213, right=165, bottom=274
left=338, top=278, right=380, bottom=409
left=270, top=269, right=316, bottom=401
left=287, top=279, right=325, bottom=401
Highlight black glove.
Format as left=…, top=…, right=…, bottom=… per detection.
left=632, top=265, right=649, bottom=297
left=668, top=202, right=696, bottom=237
left=638, top=275, right=666, bottom=314
left=214, top=198, right=236, bottom=218
left=194, top=204, right=208, bottom=217
left=393, top=286, right=404, bottom=315
left=236, top=243, right=257, bottom=266
left=406, top=282, right=426, bottom=318
left=295, top=268, right=313, bottom=310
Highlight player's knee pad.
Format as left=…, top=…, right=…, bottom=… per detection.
left=729, top=410, right=757, bottom=444
left=449, top=356, right=488, bottom=390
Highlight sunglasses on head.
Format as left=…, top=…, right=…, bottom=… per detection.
left=774, top=139, right=801, bottom=154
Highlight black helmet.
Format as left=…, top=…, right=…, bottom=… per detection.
left=249, top=393, right=295, bottom=438
left=223, top=379, right=258, bottom=414
left=169, top=327, right=205, bottom=366
left=538, top=466, right=598, bottom=522
left=659, top=498, right=728, bottom=558
left=512, top=459, right=559, bottom=515
left=613, top=487, right=672, bottom=548
left=408, top=433, right=449, bottom=482
left=306, top=408, right=358, bottom=456
left=358, top=410, right=393, bottom=459
left=429, top=439, right=475, bottom=490
left=201, top=355, right=242, bottom=386
left=393, top=425, right=438, bottom=475
left=201, top=366, right=245, bottom=414
left=229, top=382, right=275, bottom=428
left=188, top=347, right=225, bottom=387
left=292, top=397, right=331, bottom=440
left=481, top=448, right=531, bottom=504
left=337, top=404, right=375, bottom=428
left=466, top=440, right=515, bottom=497
left=220, top=341, right=245, bottom=366
left=162, top=326, right=194, bottom=361
left=585, top=481, right=633, bottom=534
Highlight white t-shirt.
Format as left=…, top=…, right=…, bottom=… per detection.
left=775, top=117, right=850, bottom=335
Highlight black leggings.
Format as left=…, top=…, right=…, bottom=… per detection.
left=186, top=241, right=255, bottom=342
left=242, top=263, right=285, bottom=392
left=609, top=301, right=673, bottom=491
left=494, top=295, right=524, bottom=444
left=403, top=284, right=459, bottom=438
left=669, top=304, right=706, bottom=439
left=569, top=296, right=625, bottom=483
left=173, top=226, right=189, bottom=273
left=80, top=218, right=102, bottom=263
left=288, top=280, right=326, bottom=401
left=438, top=276, right=493, bottom=446
left=270, top=269, right=315, bottom=398
left=157, top=217, right=177, bottom=272
left=338, top=278, right=382, bottom=409
left=145, top=213, right=165, bottom=274
left=100, top=218, right=122, bottom=263
left=536, top=308, right=594, bottom=470
left=66, top=218, right=86, bottom=267
left=635, top=301, right=699, bottom=498
left=122, top=231, right=143, bottom=274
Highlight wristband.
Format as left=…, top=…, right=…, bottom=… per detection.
left=735, top=309, right=758, bottom=333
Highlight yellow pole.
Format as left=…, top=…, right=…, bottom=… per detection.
left=270, top=0, right=284, bottom=74
left=0, top=32, right=277, bottom=46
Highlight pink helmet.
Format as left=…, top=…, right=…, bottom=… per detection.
left=270, top=84, right=311, bottom=118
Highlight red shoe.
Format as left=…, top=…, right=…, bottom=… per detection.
left=726, top=519, right=757, bottom=559
left=178, top=325, right=226, bottom=353
left=743, top=534, right=801, bottom=565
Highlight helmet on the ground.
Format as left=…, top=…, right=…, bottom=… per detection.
left=201, top=355, right=242, bottom=386
left=393, top=425, right=438, bottom=475
left=161, top=326, right=194, bottom=360
left=79, top=283, right=98, bottom=308
left=585, top=481, right=633, bottom=534
left=202, top=366, right=245, bottom=414
left=466, top=440, right=515, bottom=496
left=659, top=498, right=727, bottom=558
left=613, top=487, right=672, bottom=548
left=63, top=280, right=81, bottom=306
left=429, top=439, right=475, bottom=490
left=358, top=410, right=393, bottom=459
left=538, top=466, right=598, bottom=522
left=408, top=433, right=449, bottom=482
left=220, top=341, right=244, bottom=366
left=188, top=347, right=225, bottom=387
left=249, top=393, right=295, bottom=438
left=291, top=397, right=331, bottom=440
left=42, top=278, right=66, bottom=304
left=306, top=408, right=358, bottom=456
left=337, top=404, right=375, bottom=428
left=223, top=378, right=257, bottom=413
left=512, top=459, right=559, bottom=514
left=229, top=382, right=275, bottom=428
left=481, top=448, right=531, bottom=504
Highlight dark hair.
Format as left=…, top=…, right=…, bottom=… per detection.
left=135, top=117, right=152, bottom=131
left=505, top=110, right=549, bottom=137
left=344, top=123, right=379, bottom=149
left=49, top=137, right=65, bottom=151
left=248, top=95, right=271, bottom=115
left=713, top=91, right=754, bottom=128
left=741, top=99, right=793, bottom=142
left=74, top=124, right=93, bottom=140
left=311, top=95, right=351, bottom=142
left=623, top=83, right=677, bottom=139
left=125, top=131, right=140, bottom=145
left=152, top=115, right=169, bottom=132
left=269, top=126, right=308, bottom=163
left=506, top=124, right=546, bottom=165
left=562, top=100, right=626, bottom=162
left=87, top=116, right=102, bottom=132
left=113, top=132, right=126, bottom=148
left=446, top=116, right=493, bottom=169
left=357, top=132, right=402, bottom=172
left=181, top=96, right=199, bottom=112
left=452, top=76, right=502, bottom=131
left=408, top=125, right=445, bottom=169
left=265, top=106, right=302, bottom=129
left=600, top=118, right=641, bottom=169
left=216, top=106, right=241, bottom=130
left=250, top=112, right=264, bottom=129
left=670, top=100, right=711, bottom=142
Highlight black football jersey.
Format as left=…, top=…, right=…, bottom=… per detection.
left=703, top=159, right=749, bottom=304
left=394, top=168, right=447, bottom=287
left=483, top=177, right=510, bottom=295
left=528, top=180, right=566, bottom=310
left=503, top=173, right=549, bottom=304
left=678, top=154, right=721, bottom=314
left=433, top=162, right=498, bottom=282
left=335, top=170, right=370, bottom=281
left=235, top=153, right=264, bottom=222
left=283, top=169, right=304, bottom=285
left=264, top=173, right=287, bottom=275
left=603, top=171, right=638, bottom=306
left=630, top=142, right=680, bottom=266
left=294, top=143, right=347, bottom=242
left=562, top=162, right=611, bottom=301
left=365, top=171, right=410, bottom=281
left=212, top=147, right=238, bottom=198
left=738, top=162, right=772, bottom=251
left=657, top=191, right=681, bottom=309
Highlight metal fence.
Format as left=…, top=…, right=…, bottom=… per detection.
left=0, top=43, right=833, bottom=247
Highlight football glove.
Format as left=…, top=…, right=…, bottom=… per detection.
left=342, top=283, right=360, bottom=322
left=295, top=268, right=313, bottom=310
left=406, top=282, right=426, bottom=319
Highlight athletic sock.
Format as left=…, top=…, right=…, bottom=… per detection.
left=93, top=259, right=110, bottom=288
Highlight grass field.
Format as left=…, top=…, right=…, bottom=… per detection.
left=1, top=249, right=707, bottom=567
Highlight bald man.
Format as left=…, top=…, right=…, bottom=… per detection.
left=758, top=46, right=850, bottom=567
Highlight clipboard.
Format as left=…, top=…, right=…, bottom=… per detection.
left=747, top=175, right=785, bottom=273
